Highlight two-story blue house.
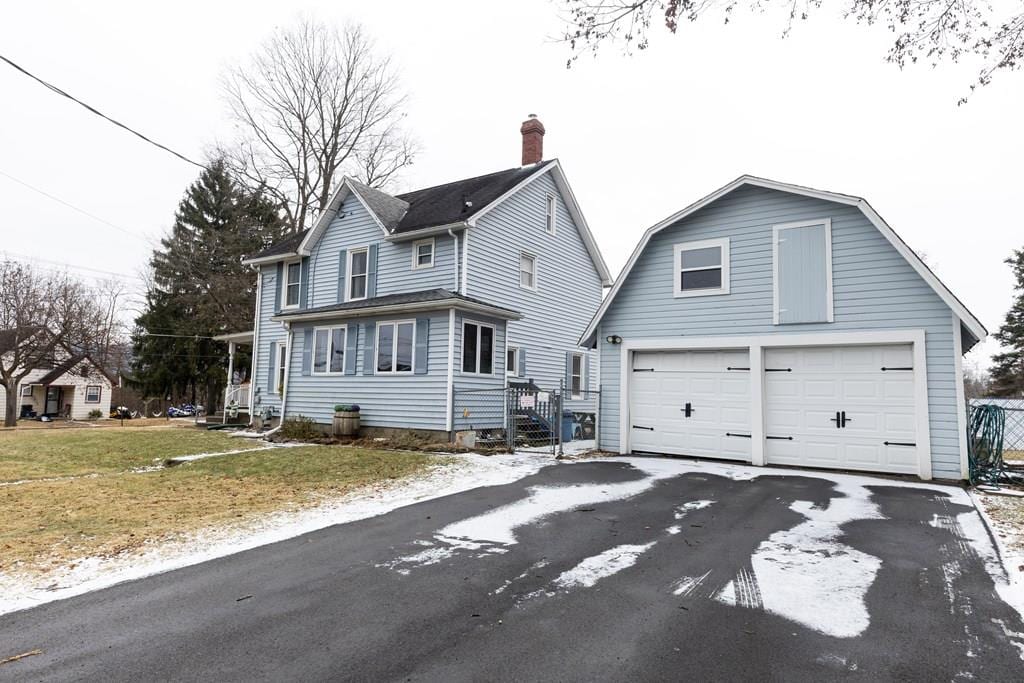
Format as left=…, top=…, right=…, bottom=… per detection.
left=240, top=117, right=611, bottom=438
left=581, top=176, right=986, bottom=481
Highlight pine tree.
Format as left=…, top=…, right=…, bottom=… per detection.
left=131, top=160, right=286, bottom=407
left=990, top=247, right=1024, bottom=397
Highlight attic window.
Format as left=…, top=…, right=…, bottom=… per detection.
left=673, top=238, right=730, bottom=298
left=545, top=194, right=556, bottom=234
left=412, top=238, right=434, bottom=270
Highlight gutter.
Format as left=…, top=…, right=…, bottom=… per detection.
left=384, top=221, right=468, bottom=243
left=271, top=299, right=522, bottom=323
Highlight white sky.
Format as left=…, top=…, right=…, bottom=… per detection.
left=2, top=1, right=1021, bottom=368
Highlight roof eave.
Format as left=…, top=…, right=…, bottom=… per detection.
left=384, top=221, right=470, bottom=242
left=241, top=253, right=297, bottom=266
left=271, top=299, right=522, bottom=323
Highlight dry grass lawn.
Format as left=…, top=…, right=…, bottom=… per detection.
left=0, top=427, right=436, bottom=576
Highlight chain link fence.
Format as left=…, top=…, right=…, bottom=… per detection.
left=969, top=398, right=1024, bottom=459
left=451, top=383, right=600, bottom=455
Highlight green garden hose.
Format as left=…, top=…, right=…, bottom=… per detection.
left=968, top=403, right=1005, bottom=485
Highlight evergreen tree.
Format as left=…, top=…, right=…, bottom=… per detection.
left=990, top=247, right=1024, bottom=397
left=131, top=160, right=286, bottom=407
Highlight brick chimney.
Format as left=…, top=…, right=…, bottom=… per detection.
left=520, top=114, right=545, bottom=166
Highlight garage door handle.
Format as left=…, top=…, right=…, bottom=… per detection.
left=632, top=425, right=654, bottom=431
left=681, top=402, right=693, bottom=417
left=841, top=411, right=851, bottom=428
left=726, top=432, right=751, bottom=438
left=830, top=412, right=841, bottom=428
left=766, top=435, right=793, bottom=440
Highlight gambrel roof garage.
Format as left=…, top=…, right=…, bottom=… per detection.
left=583, top=176, right=985, bottom=481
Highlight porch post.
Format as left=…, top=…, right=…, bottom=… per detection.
left=226, top=340, right=235, bottom=408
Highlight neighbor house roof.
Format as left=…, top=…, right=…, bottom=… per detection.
left=34, top=354, right=115, bottom=385
left=270, top=288, right=521, bottom=323
left=579, top=174, right=987, bottom=346
left=244, top=162, right=612, bottom=285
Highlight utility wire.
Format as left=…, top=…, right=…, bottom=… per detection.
left=0, top=53, right=205, bottom=170
left=0, top=168, right=148, bottom=242
left=0, top=249, right=146, bottom=283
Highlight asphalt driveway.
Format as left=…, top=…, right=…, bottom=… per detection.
left=1, top=457, right=1022, bottom=681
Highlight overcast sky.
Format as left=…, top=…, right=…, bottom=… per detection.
left=2, top=1, right=1021, bottom=368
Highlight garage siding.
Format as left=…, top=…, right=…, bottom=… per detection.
left=598, top=185, right=962, bottom=479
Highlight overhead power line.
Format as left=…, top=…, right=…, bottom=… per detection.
left=0, top=53, right=205, bottom=170
left=0, top=168, right=149, bottom=242
left=0, top=249, right=147, bottom=284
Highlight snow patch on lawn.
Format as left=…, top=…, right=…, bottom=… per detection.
left=962, top=492, right=1024, bottom=625
left=553, top=542, right=656, bottom=589
left=0, top=451, right=552, bottom=616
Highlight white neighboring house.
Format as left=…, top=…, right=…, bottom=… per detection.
left=0, top=352, right=114, bottom=422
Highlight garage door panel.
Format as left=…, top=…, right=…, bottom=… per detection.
left=764, top=343, right=919, bottom=476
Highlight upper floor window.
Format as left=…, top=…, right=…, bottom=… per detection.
left=312, top=326, right=346, bottom=375
left=519, top=252, right=537, bottom=291
left=462, top=321, right=494, bottom=375
left=377, top=320, right=414, bottom=373
left=412, top=238, right=434, bottom=270
left=85, top=385, right=102, bottom=403
left=545, top=194, right=556, bottom=235
left=348, top=247, right=369, bottom=301
left=673, top=238, right=730, bottom=298
left=283, top=260, right=301, bottom=308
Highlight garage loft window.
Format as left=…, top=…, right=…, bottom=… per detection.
left=673, top=238, right=730, bottom=298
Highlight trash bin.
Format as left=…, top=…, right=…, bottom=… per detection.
left=561, top=410, right=575, bottom=442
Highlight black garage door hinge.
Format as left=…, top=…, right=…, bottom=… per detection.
left=632, top=368, right=655, bottom=372
left=632, top=425, right=654, bottom=431
left=881, top=367, right=913, bottom=371
left=765, top=368, right=792, bottom=372
left=725, top=432, right=752, bottom=438
left=727, top=366, right=750, bottom=371
left=884, top=441, right=916, bottom=447
left=766, top=435, right=794, bottom=440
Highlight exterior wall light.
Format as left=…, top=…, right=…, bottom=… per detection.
left=605, top=335, right=622, bottom=344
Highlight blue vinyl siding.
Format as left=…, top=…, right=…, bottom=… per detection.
left=467, top=172, right=602, bottom=402
left=284, top=311, right=454, bottom=430
left=598, top=185, right=963, bottom=478
left=452, top=312, right=509, bottom=432
left=252, top=264, right=287, bottom=416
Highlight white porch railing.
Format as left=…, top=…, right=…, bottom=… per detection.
left=225, top=384, right=250, bottom=410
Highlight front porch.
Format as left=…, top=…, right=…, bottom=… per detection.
left=210, top=331, right=254, bottom=426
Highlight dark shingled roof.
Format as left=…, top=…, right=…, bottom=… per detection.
left=273, top=288, right=519, bottom=318
left=248, top=163, right=547, bottom=260
left=391, top=164, right=542, bottom=233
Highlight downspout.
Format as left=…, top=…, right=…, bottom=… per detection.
left=461, top=229, right=469, bottom=295
left=247, top=266, right=263, bottom=426
left=447, top=228, right=460, bottom=293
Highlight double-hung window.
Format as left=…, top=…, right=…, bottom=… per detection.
left=412, top=239, right=434, bottom=269
left=282, top=260, right=301, bottom=308
left=519, top=252, right=537, bottom=291
left=348, top=247, right=369, bottom=301
left=461, top=321, right=494, bottom=375
left=312, top=326, right=347, bottom=374
left=376, top=321, right=415, bottom=373
left=570, top=353, right=584, bottom=398
left=673, top=238, right=730, bottom=298
left=275, top=341, right=287, bottom=394
left=85, top=385, right=102, bottom=403
left=544, top=194, right=556, bottom=234
left=506, top=346, right=520, bottom=377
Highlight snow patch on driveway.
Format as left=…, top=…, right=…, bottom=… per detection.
left=554, top=542, right=656, bottom=589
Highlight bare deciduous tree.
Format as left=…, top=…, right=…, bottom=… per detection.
left=221, top=17, right=417, bottom=232
left=0, top=261, right=121, bottom=426
left=560, top=1, right=1024, bottom=100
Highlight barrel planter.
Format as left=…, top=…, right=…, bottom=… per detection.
left=332, top=404, right=361, bottom=437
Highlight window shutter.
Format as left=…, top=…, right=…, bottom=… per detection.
left=518, top=348, right=526, bottom=377
left=336, top=249, right=347, bottom=303
left=301, top=328, right=313, bottom=376
left=363, top=322, right=375, bottom=375
left=777, top=224, right=829, bottom=324
left=344, top=323, right=358, bottom=375
left=266, top=342, right=276, bottom=392
left=414, top=317, right=429, bottom=375
left=274, top=263, right=283, bottom=312
left=565, top=351, right=573, bottom=389
left=366, top=243, right=379, bottom=298
left=299, top=257, right=311, bottom=309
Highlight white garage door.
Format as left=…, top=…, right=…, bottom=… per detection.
left=629, top=349, right=751, bottom=461
left=764, top=344, right=919, bottom=475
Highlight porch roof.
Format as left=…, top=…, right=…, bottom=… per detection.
left=270, top=288, right=522, bottom=323
left=213, top=330, right=255, bottom=344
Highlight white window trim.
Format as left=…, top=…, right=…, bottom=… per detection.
left=519, top=251, right=538, bottom=291
left=274, top=340, right=288, bottom=395
left=21, top=384, right=33, bottom=397
left=570, top=352, right=584, bottom=398
left=374, top=319, right=416, bottom=375
left=346, top=246, right=370, bottom=302
left=84, top=385, right=102, bottom=403
left=411, top=238, right=435, bottom=270
left=673, top=237, right=730, bottom=298
left=311, top=325, right=348, bottom=376
left=544, top=193, right=557, bottom=235
left=461, top=319, right=496, bottom=376
left=771, top=218, right=834, bottom=325
left=506, top=345, right=520, bottom=377
left=281, top=259, right=302, bottom=310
